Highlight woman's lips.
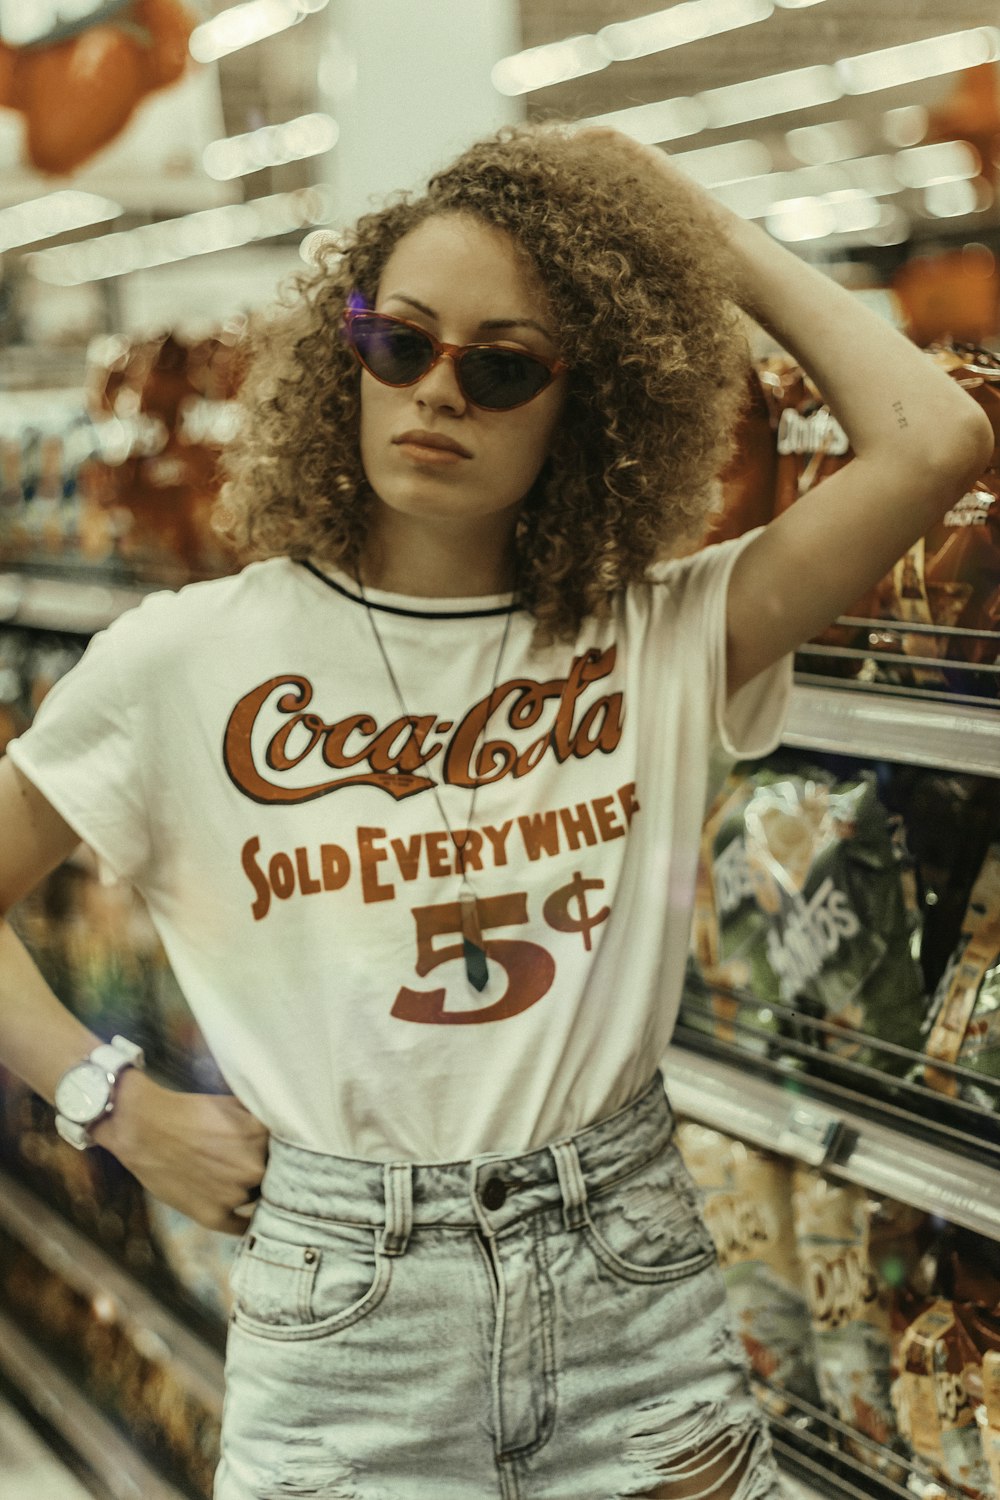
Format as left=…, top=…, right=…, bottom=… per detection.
left=393, top=430, right=472, bottom=465
left=395, top=440, right=465, bottom=465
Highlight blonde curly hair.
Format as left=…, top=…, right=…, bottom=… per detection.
left=216, top=125, right=750, bottom=641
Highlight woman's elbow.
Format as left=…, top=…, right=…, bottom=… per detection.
left=941, top=402, right=996, bottom=489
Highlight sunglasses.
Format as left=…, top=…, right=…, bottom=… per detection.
left=341, top=309, right=568, bottom=412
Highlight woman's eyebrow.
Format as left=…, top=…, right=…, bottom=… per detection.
left=384, top=293, right=557, bottom=344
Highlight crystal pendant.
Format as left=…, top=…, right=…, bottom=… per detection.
left=459, top=882, right=489, bottom=992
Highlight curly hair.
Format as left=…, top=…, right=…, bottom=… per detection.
left=216, top=125, right=750, bottom=642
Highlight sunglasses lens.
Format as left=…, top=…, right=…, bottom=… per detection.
left=346, top=312, right=556, bottom=410
left=349, top=315, right=433, bottom=385
left=460, top=348, right=552, bottom=410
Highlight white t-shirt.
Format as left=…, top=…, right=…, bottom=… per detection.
left=8, top=534, right=791, bottom=1161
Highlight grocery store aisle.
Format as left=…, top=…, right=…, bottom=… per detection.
left=0, top=1393, right=95, bottom=1500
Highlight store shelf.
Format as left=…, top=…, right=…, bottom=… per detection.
left=762, top=1381, right=969, bottom=1500
left=0, top=573, right=152, bottom=635
left=0, top=1167, right=224, bottom=1418
left=783, top=679, right=1000, bottom=778
left=0, top=1309, right=189, bottom=1500
left=661, top=1044, right=1000, bottom=1243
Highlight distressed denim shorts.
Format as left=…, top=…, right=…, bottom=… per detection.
left=215, top=1070, right=783, bottom=1500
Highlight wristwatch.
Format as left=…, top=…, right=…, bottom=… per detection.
left=53, top=1035, right=145, bottom=1150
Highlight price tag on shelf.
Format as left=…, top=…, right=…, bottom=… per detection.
left=776, top=1101, right=843, bottom=1166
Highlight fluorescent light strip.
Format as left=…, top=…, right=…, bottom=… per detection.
left=491, top=35, right=609, bottom=95
left=29, top=186, right=333, bottom=285
left=670, top=138, right=773, bottom=186
left=598, top=0, right=774, bottom=64
left=837, top=27, right=1000, bottom=94
left=579, top=97, right=709, bottom=145
left=701, top=64, right=840, bottom=127
left=492, top=0, right=834, bottom=96
left=0, top=190, right=122, bottom=253
left=188, top=0, right=328, bottom=65
left=709, top=139, right=978, bottom=221
left=203, top=113, right=339, bottom=180
left=580, top=25, right=1000, bottom=142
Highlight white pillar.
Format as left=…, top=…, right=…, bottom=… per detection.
left=318, top=0, right=523, bottom=228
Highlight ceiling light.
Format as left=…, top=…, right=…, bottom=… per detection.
left=786, top=119, right=870, bottom=165
left=837, top=27, right=1000, bottom=95
left=0, top=0, right=110, bottom=46
left=597, top=0, right=772, bottom=64
left=0, top=190, right=122, bottom=253
left=766, top=189, right=880, bottom=242
left=700, top=64, right=840, bottom=127
left=923, top=179, right=982, bottom=218
left=882, top=104, right=929, bottom=149
left=203, top=113, right=339, bottom=180
left=30, top=187, right=333, bottom=285
left=580, top=97, right=708, bottom=145
left=672, top=138, right=773, bottom=186
left=491, top=34, right=608, bottom=96
left=579, top=25, right=1000, bottom=142
left=189, top=0, right=328, bottom=65
left=893, top=140, right=981, bottom=189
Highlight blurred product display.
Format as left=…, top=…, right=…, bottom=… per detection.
left=1, top=2, right=1000, bottom=1498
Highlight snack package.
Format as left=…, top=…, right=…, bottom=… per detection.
left=858, top=346, right=1000, bottom=696
left=894, top=1299, right=998, bottom=1498
left=792, top=1168, right=932, bottom=1474
left=979, top=1348, right=1000, bottom=1495
left=923, top=845, right=1000, bottom=1108
left=690, top=763, right=927, bottom=1072
left=81, top=325, right=245, bottom=582
left=684, top=769, right=784, bottom=1055
left=882, top=768, right=1000, bottom=997
left=675, top=1120, right=819, bottom=1409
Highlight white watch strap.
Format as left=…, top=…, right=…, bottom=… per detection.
left=54, top=1035, right=145, bottom=1150
left=55, top=1114, right=91, bottom=1150
left=89, top=1035, right=145, bottom=1078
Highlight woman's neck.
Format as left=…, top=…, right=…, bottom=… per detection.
left=359, top=512, right=517, bottom=598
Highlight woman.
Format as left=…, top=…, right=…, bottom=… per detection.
left=0, top=127, right=990, bottom=1500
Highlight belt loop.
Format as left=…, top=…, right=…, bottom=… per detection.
left=549, top=1139, right=588, bottom=1231
left=380, top=1163, right=413, bottom=1256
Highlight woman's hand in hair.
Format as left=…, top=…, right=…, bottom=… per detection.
left=92, top=1069, right=270, bottom=1235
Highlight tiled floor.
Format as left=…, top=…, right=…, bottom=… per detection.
left=0, top=1392, right=95, bottom=1500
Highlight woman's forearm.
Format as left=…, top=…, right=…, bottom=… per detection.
left=0, top=914, right=103, bottom=1104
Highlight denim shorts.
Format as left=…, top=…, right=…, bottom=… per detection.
left=214, top=1070, right=783, bottom=1500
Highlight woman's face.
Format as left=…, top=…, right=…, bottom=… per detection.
left=358, top=213, right=567, bottom=534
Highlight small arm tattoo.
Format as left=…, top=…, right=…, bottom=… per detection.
left=892, top=399, right=909, bottom=430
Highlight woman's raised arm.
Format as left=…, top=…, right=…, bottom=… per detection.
left=719, top=201, right=994, bottom=693
left=588, top=130, right=995, bottom=694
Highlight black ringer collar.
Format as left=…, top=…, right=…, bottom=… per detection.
left=298, top=560, right=521, bottom=621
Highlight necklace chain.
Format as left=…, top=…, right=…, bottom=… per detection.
left=355, top=573, right=516, bottom=990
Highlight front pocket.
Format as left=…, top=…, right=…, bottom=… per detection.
left=230, top=1221, right=391, bottom=1342
left=582, top=1144, right=718, bottom=1285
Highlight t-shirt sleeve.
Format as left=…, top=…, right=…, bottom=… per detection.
left=5, top=612, right=152, bottom=884
left=663, top=527, right=794, bottom=761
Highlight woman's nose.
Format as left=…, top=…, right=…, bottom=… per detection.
left=414, top=351, right=467, bottom=414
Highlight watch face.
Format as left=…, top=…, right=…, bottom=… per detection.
left=54, top=1061, right=112, bottom=1125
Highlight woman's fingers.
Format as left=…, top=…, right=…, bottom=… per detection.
left=92, top=1073, right=269, bottom=1232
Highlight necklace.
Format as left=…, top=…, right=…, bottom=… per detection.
left=356, top=572, right=516, bottom=992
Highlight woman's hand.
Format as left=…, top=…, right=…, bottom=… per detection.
left=92, top=1069, right=270, bottom=1235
